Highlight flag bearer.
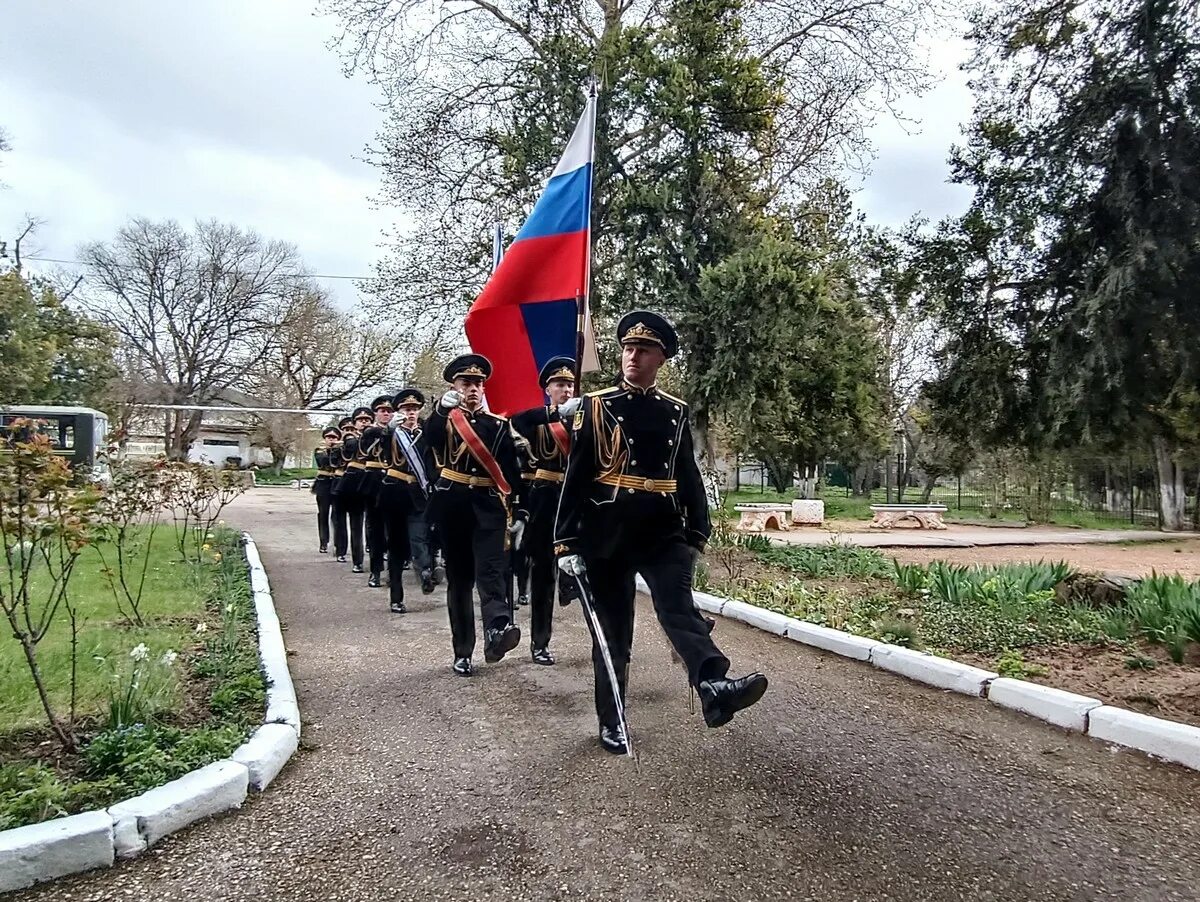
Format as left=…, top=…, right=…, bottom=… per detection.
left=510, top=356, right=582, bottom=665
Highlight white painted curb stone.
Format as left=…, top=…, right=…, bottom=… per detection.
left=870, top=645, right=997, bottom=697
left=233, top=723, right=300, bottom=792
left=108, top=760, right=249, bottom=855
left=0, top=811, right=114, bottom=893
left=1088, top=706, right=1200, bottom=771
left=785, top=620, right=882, bottom=662
left=988, top=678, right=1102, bottom=733
left=720, top=599, right=791, bottom=636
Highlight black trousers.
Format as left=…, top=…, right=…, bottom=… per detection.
left=331, top=487, right=349, bottom=557
left=367, top=502, right=388, bottom=575
left=313, top=480, right=333, bottom=549
left=435, top=493, right=510, bottom=659
left=340, top=496, right=366, bottom=567
left=381, top=498, right=412, bottom=606
left=408, top=511, right=432, bottom=576
left=583, top=539, right=729, bottom=728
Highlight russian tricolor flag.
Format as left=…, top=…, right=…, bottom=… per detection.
left=466, top=93, right=599, bottom=415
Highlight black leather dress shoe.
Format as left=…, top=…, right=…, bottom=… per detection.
left=483, top=624, right=521, bottom=663
left=517, top=593, right=529, bottom=607
left=699, top=672, right=769, bottom=728
left=352, top=564, right=364, bottom=574
left=390, top=600, right=407, bottom=614
left=704, top=616, right=716, bottom=634
left=336, top=555, right=347, bottom=563
left=453, top=657, right=472, bottom=676
left=420, top=570, right=435, bottom=595
left=531, top=646, right=555, bottom=666
left=319, top=545, right=328, bottom=554
left=599, top=724, right=628, bottom=755
left=367, top=572, right=381, bottom=588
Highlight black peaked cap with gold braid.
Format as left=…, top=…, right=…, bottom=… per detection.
left=392, top=387, right=426, bottom=409
left=617, top=310, right=679, bottom=358
left=443, top=353, right=492, bottom=383
left=538, top=356, right=576, bottom=388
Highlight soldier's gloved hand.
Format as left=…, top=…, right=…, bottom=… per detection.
left=440, top=390, right=462, bottom=410
left=557, top=554, right=586, bottom=576
left=557, top=397, right=582, bottom=418
left=507, top=520, right=525, bottom=551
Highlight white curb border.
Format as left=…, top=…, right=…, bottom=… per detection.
left=634, top=574, right=1200, bottom=773
left=0, top=532, right=299, bottom=894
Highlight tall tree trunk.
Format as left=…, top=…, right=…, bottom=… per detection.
left=1152, top=436, right=1186, bottom=531
left=921, top=476, right=937, bottom=503
left=764, top=454, right=793, bottom=493
left=689, top=402, right=722, bottom=508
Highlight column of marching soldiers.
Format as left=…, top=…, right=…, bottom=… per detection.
left=309, top=311, right=768, bottom=755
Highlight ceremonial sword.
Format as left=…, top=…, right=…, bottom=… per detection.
left=571, top=569, right=635, bottom=761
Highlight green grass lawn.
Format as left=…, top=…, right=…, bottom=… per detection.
left=253, top=467, right=317, bottom=486
left=0, top=529, right=207, bottom=731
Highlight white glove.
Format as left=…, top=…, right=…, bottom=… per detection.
left=440, top=390, right=462, bottom=410
left=557, top=397, right=582, bottom=418
left=557, top=554, right=586, bottom=576
left=507, top=520, right=525, bottom=551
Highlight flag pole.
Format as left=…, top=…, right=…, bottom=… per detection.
left=574, top=77, right=599, bottom=397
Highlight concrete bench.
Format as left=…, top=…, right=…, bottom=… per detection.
left=869, top=503, right=949, bottom=530
left=734, top=503, right=791, bottom=532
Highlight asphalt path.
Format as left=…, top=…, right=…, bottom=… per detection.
left=21, top=488, right=1200, bottom=902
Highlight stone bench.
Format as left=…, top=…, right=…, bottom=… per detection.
left=734, top=503, right=792, bottom=533
left=869, top=503, right=949, bottom=530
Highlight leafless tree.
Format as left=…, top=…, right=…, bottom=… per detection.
left=248, top=286, right=406, bottom=469
left=81, top=218, right=306, bottom=459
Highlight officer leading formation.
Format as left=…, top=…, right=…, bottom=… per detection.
left=309, top=309, right=768, bottom=755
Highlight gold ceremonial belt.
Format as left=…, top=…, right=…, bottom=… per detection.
left=317, top=469, right=334, bottom=476
left=521, top=472, right=537, bottom=482
left=333, top=469, right=345, bottom=476
left=366, top=461, right=387, bottom=470
left=346, top=462, right=367, bottom=470
left=534, top=469, right=565, bottom=484
left=597, top=473, right=677, bottom=493
left=441, top=470, right=495, bottom=488
left=385, top=468, right=417, bottom=483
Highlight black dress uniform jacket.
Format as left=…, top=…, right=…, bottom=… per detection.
left=421, top=405, right=522, bottom=528
left=555, top=382, right=711, bottom=560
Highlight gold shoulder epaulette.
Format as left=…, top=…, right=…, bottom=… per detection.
left=658, top=389, right=687, bottom=406
left=586, top=386, right=621, bottom=397
left=486, top=410, right=509, bottom=421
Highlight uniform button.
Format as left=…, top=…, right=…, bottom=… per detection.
left=668, top=439, right=674, bottom=445
left=673, top=404, right=680, bottom=410
left=631, top=460, right=637, bottom=466
left=618, top=416, right=624, bottom=421
left=671, top=419, right=677, bottom=425
left=628, top=438, right=634, bottom=444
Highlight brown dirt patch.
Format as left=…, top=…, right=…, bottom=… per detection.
left=958, top=643, right=1200, bottom=729
left=888, top=539, right=1200, bottom=578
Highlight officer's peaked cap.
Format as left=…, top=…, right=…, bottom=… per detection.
left=539, top=356, right=576, bottom=388
left=443, top=354, right=492, bottom=383
left=392, top=387, right=426, bottom=409
left=617, top=310, right=678, bottom=358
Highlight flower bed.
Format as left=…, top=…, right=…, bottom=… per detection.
left=0, top=529, right=264, bottom=830
left=699, top=529, right=1200, bottom=727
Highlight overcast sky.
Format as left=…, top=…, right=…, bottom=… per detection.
left=0, top=1, right=974, bottom=308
